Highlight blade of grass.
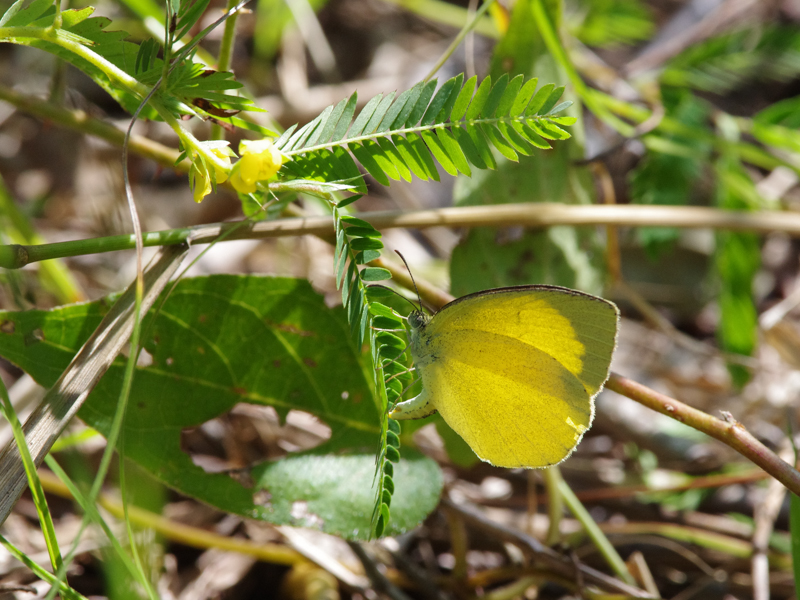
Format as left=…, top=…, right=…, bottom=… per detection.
left=0, top=380, right=63, bottom=573
left=0, top=533, right=87, bottom=600
left=43, top=455, right=153, bottom=595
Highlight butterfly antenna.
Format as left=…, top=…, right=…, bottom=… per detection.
left=366, top=284, right=417, bottom=314
left=395, top=250, right=423, bottom=312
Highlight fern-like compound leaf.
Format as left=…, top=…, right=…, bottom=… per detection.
left=274, top=75, right=574, bottom=190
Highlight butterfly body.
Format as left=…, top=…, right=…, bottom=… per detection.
left=390, top=285, right=619, bottom=468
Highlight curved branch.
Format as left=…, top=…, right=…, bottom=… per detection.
left=605, top=373, right=800, bottom=497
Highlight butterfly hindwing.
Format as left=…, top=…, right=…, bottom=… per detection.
left=418, top=329, right=593, bottom=468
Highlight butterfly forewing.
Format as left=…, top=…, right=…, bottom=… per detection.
left=425, top=286, right=619, bottom=398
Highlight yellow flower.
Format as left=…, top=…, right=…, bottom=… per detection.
left=229, top=138, right=286, bottom=194
left=190, top=148, right=231, bottom=203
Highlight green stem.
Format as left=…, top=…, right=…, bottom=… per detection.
left=529, top=0, right=634, bottom=136
left=210, top=0, right=240, bottom=140
left=556, top=471, right=636, bottom=585
left=542, top=467, right=563, bottom=546
left=0, top=174, right=83, bottom=303
left=10, top=202, right=800, bottom=269
left=380, top=0, right=498, bottom=38
left=423, top=0, right=497, bottom=83
left=51, top=0, right=62, bottom=31
left=0, top=26, right=149, bottom=96
left=0, top=84, right=186, bottom=170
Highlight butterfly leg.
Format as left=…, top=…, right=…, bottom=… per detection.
left=389, top=390, right=436, bottom=420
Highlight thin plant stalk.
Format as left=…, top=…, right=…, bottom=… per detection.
left=12, top=202, right=800, bottom=270
left=423, top=0, right=497, bottom=83
left=210, top=0, right=241, bottom=141
left=542, top=467, right=563, bottom=547
left=556, top=469, right=636, bottom=586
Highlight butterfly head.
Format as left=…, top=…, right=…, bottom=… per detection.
left=407, top=310, right=430, bottom=332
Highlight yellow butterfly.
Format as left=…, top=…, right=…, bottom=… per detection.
left=390, top=285, right=619, bottom=468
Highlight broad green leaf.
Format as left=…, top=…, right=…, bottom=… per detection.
left=251, top=451, right=438, bottom=539
left=0, top=277, right=442, bottom=539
